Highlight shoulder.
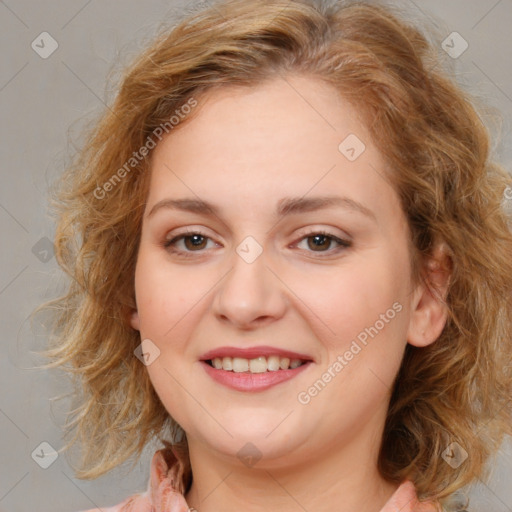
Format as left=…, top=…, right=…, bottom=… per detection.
left=75, top=492, right=149, bottom=512
left=381, top=480, right=441, bottom=512
left=73, top=443, right=189, bottom=512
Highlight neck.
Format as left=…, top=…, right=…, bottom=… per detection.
left=184, top=421, right=399, bottom=512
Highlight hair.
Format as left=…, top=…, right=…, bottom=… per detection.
left=37, top=0, right=512, bottom=510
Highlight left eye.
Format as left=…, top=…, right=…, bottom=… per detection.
left=294, top=231, right=352, bottom=254
left=163, top=230, right=351, bottom=257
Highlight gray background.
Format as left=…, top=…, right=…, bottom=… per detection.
left=1, top=0, right=511, bottom=511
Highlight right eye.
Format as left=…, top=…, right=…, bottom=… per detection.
left=163, top=230, right=219, bottom=257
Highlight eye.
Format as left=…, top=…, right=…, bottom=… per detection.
left=294, top=230, right=352, bottom=256
left=163, top=229, right=352, bottom=258
left=164, top=230, right=216, bottom=257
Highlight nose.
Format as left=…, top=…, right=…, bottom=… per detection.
left=211, top=243, right=287, bottom=330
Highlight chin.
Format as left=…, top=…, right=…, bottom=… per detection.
left=195, top=412, right=313, bottom=465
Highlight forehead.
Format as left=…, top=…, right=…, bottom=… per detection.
left=153, top=74, right=363, bottom=162
left=147, top=75, right=399, bottom=221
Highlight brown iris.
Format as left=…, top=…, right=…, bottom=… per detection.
left=307, top=234, right=331, bottom=251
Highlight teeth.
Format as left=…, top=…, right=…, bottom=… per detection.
left=210, top=356, right=306, bottom=373
left=267, top=355, right=281, bottom=371
left=222, top=356, right=233, bottom=371
left=249, top=356, right=267, bottom=373
left=232, top=357, right=249, bottom=373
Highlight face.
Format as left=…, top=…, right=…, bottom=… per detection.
left=130, top=75, right=444, bottom=469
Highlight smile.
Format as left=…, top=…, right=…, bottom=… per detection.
left=207, top=355, right=307, bottom=373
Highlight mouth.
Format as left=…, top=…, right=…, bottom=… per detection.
left=199, top=346, right=314, bottom=391
left=205, top=355, right=310, bottom=373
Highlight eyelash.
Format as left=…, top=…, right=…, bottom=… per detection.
left=163, top=229, right=352, bottom=258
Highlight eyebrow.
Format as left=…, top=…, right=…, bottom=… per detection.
left=147, top=195, right=376, bottom=222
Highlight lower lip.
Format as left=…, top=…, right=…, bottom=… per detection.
left=200, top=360, right=312, bottom=392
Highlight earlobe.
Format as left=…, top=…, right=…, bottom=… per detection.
left=407, top=242, right=452, bottom=348
left=130, top=310, right=140, bottom=331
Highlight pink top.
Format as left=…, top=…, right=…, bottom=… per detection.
left=79, top=443, right=440, bottom=512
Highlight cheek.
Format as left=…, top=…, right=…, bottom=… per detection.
left=133, top=254, right=205, bottom=422
left=287, top=250, right=409, bottom=352
left=331, top=252, right=411, bottom=383
left=134, top=251, right=209, bottom=339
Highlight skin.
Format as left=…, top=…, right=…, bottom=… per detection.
left=130, top=74, right=450, bottom=512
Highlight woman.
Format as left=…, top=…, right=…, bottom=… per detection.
left=40, top=1, right=512, bottom=511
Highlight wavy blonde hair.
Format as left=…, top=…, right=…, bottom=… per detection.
left=38, top=0, right=512, bottom=510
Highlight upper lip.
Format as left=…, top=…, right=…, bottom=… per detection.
left=200, top=345, right=314, bottom=362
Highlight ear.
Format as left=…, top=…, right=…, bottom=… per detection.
left=407, top=242, right=452, bottom=348
left=129, top=309, right=140, bottom=331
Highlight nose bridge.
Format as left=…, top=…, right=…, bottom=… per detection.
left=212, top=236, right=286, bottom=326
